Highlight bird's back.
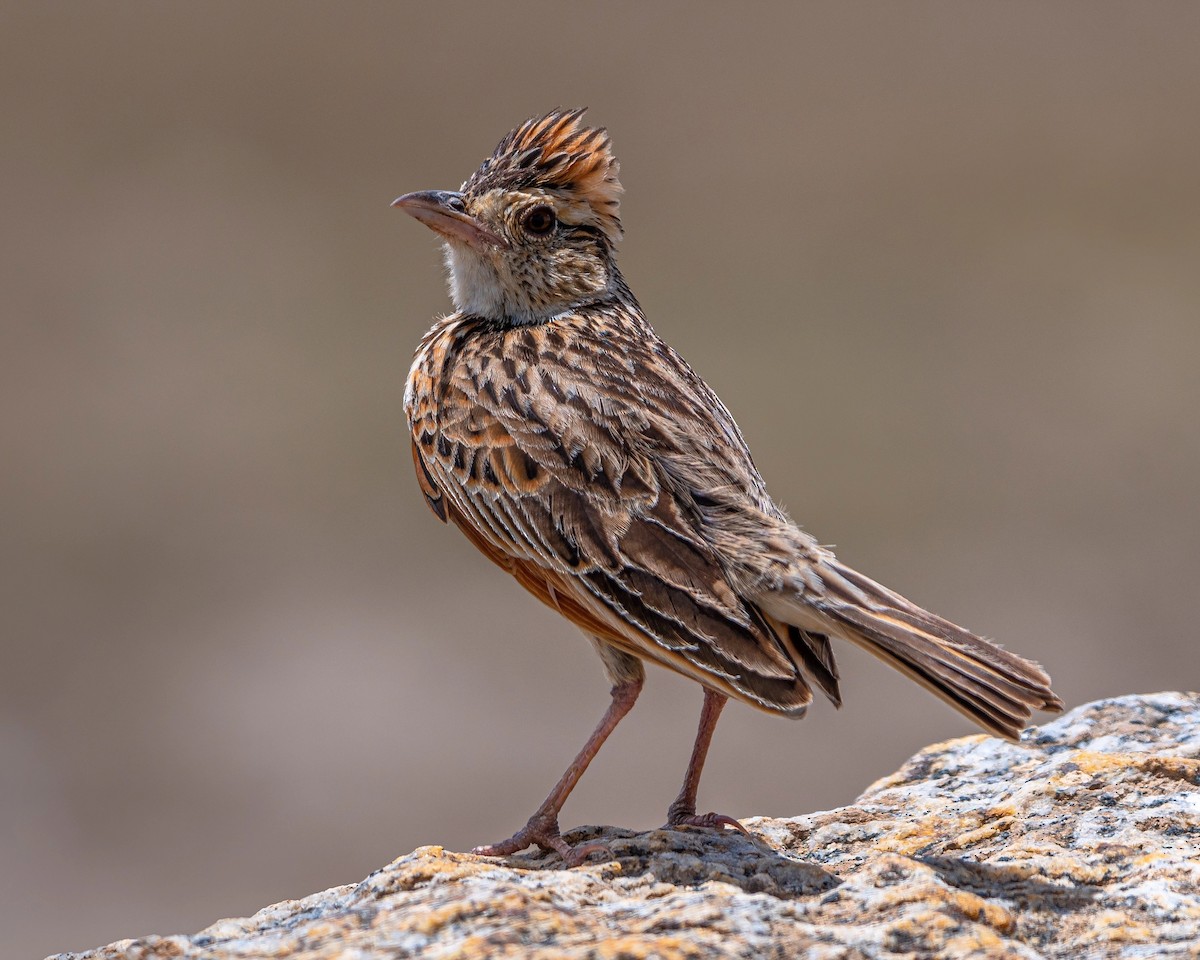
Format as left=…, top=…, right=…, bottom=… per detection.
left=406, top=297, right=1061, bottom=738
left=405, top=299, right=843, bottom=715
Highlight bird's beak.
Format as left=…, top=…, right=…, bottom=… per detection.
left=392, top=190, right=509, bottom=251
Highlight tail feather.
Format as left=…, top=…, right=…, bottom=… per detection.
left=756, top=608, right=842, bottom=707
left=768, top=560, right=1063, bottom=741
left=784, top=624, right=842, bottom=707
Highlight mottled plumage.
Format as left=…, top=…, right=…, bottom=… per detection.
left=395, top=109, right=1063, bottom=862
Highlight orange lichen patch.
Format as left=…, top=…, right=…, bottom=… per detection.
left=947, top=890, right=1015, bottom=933
left=1068, top=750, right=1145, bottom=777
left=594, top=936, right=713, bottom=960
left=412, top=900, right=486, bottom=937
left=884, top=914, right=945, bottom=941
left=873, top=804, right=1022, bottom=856
left=299, top=917, right=352, bottom=937
left=448, top=934, right=493, bottom=957
left=1065, top=750, right=1200, bottom=787
left=361, top=846, right=493, bottom=895
left=944, top=816, right=1017, bottom=851
left=872, top=821, right=943, bottom=856
left=1076, top=910, right=1157, bottom=945
left=1133, top=851, right=1174, bottom=868
left=1138, top=756, right=1200, bottom=784
left=943, top=927, right=1011, bottom=953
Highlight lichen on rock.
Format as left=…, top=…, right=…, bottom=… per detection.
left=52, top=693, right=1200, bottom=959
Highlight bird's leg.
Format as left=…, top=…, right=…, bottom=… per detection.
left=472, top=673, right=643, bottom=863
left=666, top=687, right=749, bottom=835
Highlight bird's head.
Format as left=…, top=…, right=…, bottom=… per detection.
left=395, top=108, right=624, bottom=324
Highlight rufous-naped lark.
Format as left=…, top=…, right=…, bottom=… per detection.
left=395, top=109, right=1062, bottom=863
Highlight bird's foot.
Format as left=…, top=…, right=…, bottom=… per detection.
left=471, top=812, right=611, bottom=866
left=666, top=807, right=750, bottom=836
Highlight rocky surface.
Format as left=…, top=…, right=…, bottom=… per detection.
left=54, top=693, right=1200, bottom=959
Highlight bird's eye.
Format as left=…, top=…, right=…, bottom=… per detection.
left=522, top=205, right=557, bottom=236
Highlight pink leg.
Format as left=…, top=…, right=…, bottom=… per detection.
left=472, top=675, right=643, bottom=863
left=666, top=687, right=748, bottom=835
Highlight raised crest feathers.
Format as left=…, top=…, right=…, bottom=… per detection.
left=463, top=108, right=623, bottom=241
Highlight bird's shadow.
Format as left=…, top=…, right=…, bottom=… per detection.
left=490, top=826, right=1105, bottom=914
left=918, top=855, right=1102, bottom=913
left=495, top=824, right=840, bottom=900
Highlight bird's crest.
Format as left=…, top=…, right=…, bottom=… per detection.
left=463, top=108, right=623, bottom=242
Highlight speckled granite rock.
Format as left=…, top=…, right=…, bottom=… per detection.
left=54, top=693, right=1200, bottom=960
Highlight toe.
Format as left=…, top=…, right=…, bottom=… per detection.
left=471, top=838, right=526, bottom=857
left=561, top=840, right=613, bottom=866
left=668, top=811, right=750, bottom=835
left=471, top=812, right=571, bottom=860
left=471, top=817, right=612, bottom=865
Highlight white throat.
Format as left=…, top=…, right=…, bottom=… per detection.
left=444, top=243, right=511, bottom=319
left=442, top=238, right=614, bottom=325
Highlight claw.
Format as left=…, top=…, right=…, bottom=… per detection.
left=668, top=811, right=750, bottom=836
left=561, top=840, right=613, bottom=866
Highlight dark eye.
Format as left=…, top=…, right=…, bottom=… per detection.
left=522, top=205, right=556, bottom=236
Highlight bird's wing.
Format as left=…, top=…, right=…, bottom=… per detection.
left=410, top=318, right=816, bottom=713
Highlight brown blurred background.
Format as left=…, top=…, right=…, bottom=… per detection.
left=2, top=3, right=1198, bottom=956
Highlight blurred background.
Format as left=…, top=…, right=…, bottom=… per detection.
left=3, top=3, right=1198, bottom=956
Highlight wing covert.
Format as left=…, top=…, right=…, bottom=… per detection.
left=409, top=315, right=812, bottom=712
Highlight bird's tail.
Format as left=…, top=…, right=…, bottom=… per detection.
left=766, top=559, right=1064, bottom=740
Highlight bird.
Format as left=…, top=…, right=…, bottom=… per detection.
left=393, top=108, right=1063, bottom=863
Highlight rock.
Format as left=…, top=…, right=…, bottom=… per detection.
left=52, top=693, right=1200, bottom=960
